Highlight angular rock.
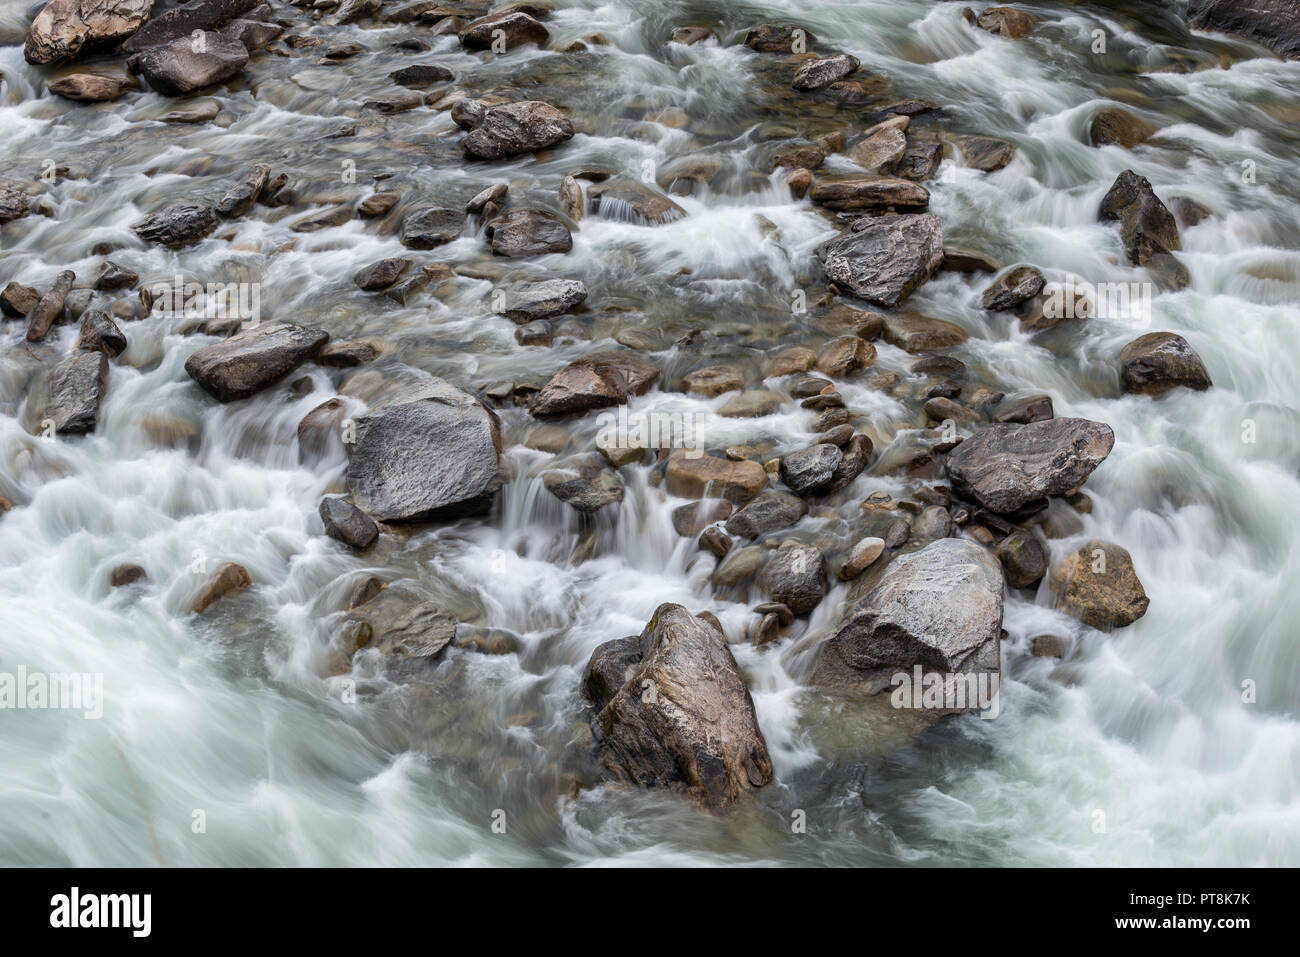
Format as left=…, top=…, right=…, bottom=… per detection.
left=945, top=417, right=1115, bottom=513
left=0, top=187, right=31, bottom=225
left=93, top=261, right=137, bottom=291
left=1118, top=332, right=1212, bottom=396
left=1049, top=540, right=1149, bottom=629
left=810, top=175, right=928, bottom=212
left=346, top=379, right=503, bottom=522
left=134, top=33, right=250, bottom=97
left=185, top=322, right=329, bottom=402
left=530, top=351, right=659, bottom=417
left=981, top=264, right=1045, bottom=311
left=587, top=603, right=773, bottom=808
left=975, top=6, right=1038, bottom=38
left=131, top=204, right=219, bottom=248
left=780, top=443, right=843, bottom=496
left=792, top=53, right=858, bottom=90
left=1, top=282, right=40, bottom=317
left=43, top=351, right=109, bottom=433
left=498, top=278, right=587, bottom=322
left=320, top=497, right=380, bottom=550
left=76, top=310, right=127, bottom=357
left=122, top=0, right=260, bottom=53
left=542, top=454, right=624, bottom=513
left=816, top=213, right=944, bottom=307
left=725, top=492, right=807, bottom=539
left=757, top=541, right=826, bottom=614
left=25, top=0, right=152, bottom=64
left=401, top=206, right=464, bottom=249
left=672, top=499, right=732, bottom=537
left=1099, top=170, right=1186, bottom=285
left=216, top=163, right=271, bottom=217
left=486, top=208, right=572, bottom=256
left=582, top=636, right=641, bottom=711
left=219, top=18, right=283, bottom=51
left=354, top=257, right=410, bottom=291
left=846, top=123, right=908, bottom=174
left=463, top=100, right=574, bottom=160
left=994, top=531, right=1048, bottom=588
left=1187, top=0, right=1300, bottom=59
left=995, top=393, right=1053, bottom=424
left=24, top=270, right=75, bottom=343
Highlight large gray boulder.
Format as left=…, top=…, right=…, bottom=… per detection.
left=814, top=538, right=1004, bottom=696
left=24, top=0, right=152, bottom=64
left=122, top=0, right=261, bottom=52
left=463, top=100, right=575, bottom=160
left=185, top=322, right=329, bottom=402
left=585, top=603, right=774, bottom=808
left=133, top=33, right=250, bottom=97
left=346, top=379, right=504, bottom=522
left=1188, top=0, right=1300, bottom=58
left=816, top=213, right=944, bottom=307
left=41, top=351, right=109, bottom=434
left=945, top=417, right=1115, bottom=514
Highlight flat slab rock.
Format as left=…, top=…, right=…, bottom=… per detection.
left=814, top=538, right=1004, bottom=698
left=585, top=603, right=773, bottom=808
left=346, top=378, right=504, bottom=522
left=945, top=417, right=1115, bottom=514
left=185, top=322, right=329, bottom=402
left=816, top=213, right=944, bottom=307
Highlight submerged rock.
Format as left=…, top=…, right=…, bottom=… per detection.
left=1049, top=540, right=1150, bottom=629
left=339, top=586, right=457, bottom=660
left=814, top=538, right=1004, bottom=695
left=585, top=603, right=774, bottom=808
left=215, top=163, right=272, bottom=217
left=498, top=278, right=587, bottom=322
left=192, top=561, right=251, bottom=614
left=1119, top=332, right=1212, bottom=396
left=974, top=6, right=1039, bottom=38
left=816, top=213, right=944, bottom=307
left=792, top=53, right=859, bottom=90
left=945, top=417, right=1115, bottom=513
left=346, top=379, right=504, bottom=522
left=588, top=179, right=686, bottom=225
left=1089, top=107, right=1158, bottom=148
left=185, top=322, right=329, bottom=402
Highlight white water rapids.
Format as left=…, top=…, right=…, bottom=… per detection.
left=0, top=0, right=1298, bottom=865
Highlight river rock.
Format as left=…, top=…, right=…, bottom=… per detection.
left=340, top=586, right=457, bottom=660
left=946, top=133, right=1015, bottom=171
left=42, top=351, right=108, bottom=433
left=1099, top=170, right=1186, bottom=286
left=814, top=538, right=1004, bottom=693
left=463, top=100, right=575, bottom=159
left=780, top=443, right=843, bottom=497
left=486, top=208, right=572, bottom=256
left=192, top=561, right=251, bottom=614
left=24, top=270, right=75, bottom=343
left=123, top=0, right=261, bottom=52
left=1089, top=107, right=1158, bottom=148
left=401, top=206, right=464, bottom=248
left=133, top=33, right=250, bottom=97
left=131, top=204, right=220, bottom=248
left=354, top=257, right=410, bottom=291
left=1187, top=0, right=1300, bottom=59
left=542, top=454, right=624, bottom=513
left=945, top=417, right=1115, bottom=513
left=319, top=497, right=379, bottom=550
left=826, top=434, right=872, bottom=493
left=346, top=378, right=503, bottom=522
left=816, top=213, right=944, bottom=307
left=460, top=11, right=549, bottom=49
left=995, top=393, right=1053, bottom=424
left=530, top=351, right=659, bottom=417
left=757, top=541, right=826, bottom=614
left=810, top=175, right=928, bottom=212
left=586, top=603, right=773, bottom=808
left=838, top=536, right=884, bottom=580
left=499, top=278, right=587, bottom=322
left=76, top=310, right=127, bottom=357
left=744, top=23, right=817, bottom=52
left=1, top=282, right=39, bottom=317
left=672, top=499, right=732, bottom=536
left=846, top=123, right=908, bottom=174
left=216, top=163, right=271, bottom=217
left=719, top=389, right=782, bottom=418
left=1049, top=540, right=1149, bottom=629
left=792, top=53, right=859, bottom=90
left=185, top=322, right=329, bottom=402
left=582, top=636, right=642, bottom=710
left=1118, top=332, right=1212, bottom=396
left=665, top=453, right=767, bottom=502
left=220, top=18, right=282, bottom=51
left=975, top=6, right=1038, bottom=38
left=683, top=365, right=744, bottom=396
left=725, top=492, right=807, bottom=538
left=48, top=72, right=137, bottom=101
left=981, top=264, right=1045, bottom=311
left=25, top=0, right=152, bottom=64
left=588, top=179, right=686, bottom=225
left=881, top=313, right=967, bottom=352
left=994, top=531, right=1048, bottom=588
left=390, top=63, right=455, bottom=86
left=110, top=564, right=147, bottom=587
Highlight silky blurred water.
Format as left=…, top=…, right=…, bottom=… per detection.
left=0, top=0, right=1297, bottom=866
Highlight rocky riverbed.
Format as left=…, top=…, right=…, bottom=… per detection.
left=1, top=0, right=1298, bottom=864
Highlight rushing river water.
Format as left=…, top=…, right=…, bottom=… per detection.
left=1, top=0, right=1298, bottom=866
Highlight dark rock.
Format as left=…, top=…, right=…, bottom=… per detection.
left=699, top=526, right=733, bottom=558
left=123, top=0, right=260, bottom=52
left=463, top=100, right=575, bottom=160
left=530, top=351, right=659, bottom=417
left=42, top=351, right=108, bottom=433
left=216, top=163, right=271, bottom=217
left=1089, top=107, right=1158, bottom=148
left=24, top=270, right=75, bottom=343
left=219, top=18, right=283, bottom=51
left=588, top=603, right=773, bottom=808
left=780, top=443, right=843, bottom=497
left=48, top=72, right=138, bottom=101
left=1049, top=540, right=1149, bottom=629
left=134, top=33, right=250, bottom=97
left=354, top=257, right=410, bottom=291
left=995, top=393, right=1053, bottom=424
left=297, top=397, right=347, bottom=465
left=459, top=11, right=549, bottom=49
left=757, top=541, right=826, bottom=614
left=346, top=379, right=503, bottom=522
left=76, top=310, right=127, bottom=357
left=110, top=564, right=147, bottom=587
left=826, top=434, right=872, bottom=493
left=816, top=213, right=944, bottom=307
left=1187, top=0, right=1300, bottom=59
left=810, top=175, right=929, bottom=212
left=320, top=497, right=379, bottom=550
left=185, top=322, right=329, bottom=402
left=582, top=636, right=641, bottom=710
left=542, top=454, right=624, bottom=513
left=401, top=206, right=464, bottom=249
left=361, top=90, right=424, bottom=114
left=486, top=208, right=572, bottom=256
left=946, top=417, right=1115, bottom=513
left=317, top=340, right=381, bottom=367
left=1099, top=170, right=1186, bottom=286
left=995, top=531, right=1048, bottom=588
left=93, top=261, right=138, bottom=291
left=894, top=140, right=943, bottom=181
left=981, top=264, right=1045, bottom=311
left=25, top=0, right=152, bottom=64
left=1119, top=332, right=1212, bottom=396
left=947, top=133, right=1015, bottom=171
left=725, top=492, right=807, bottom=538
left=390, top=63, right=455, bottom=86
left=131, top=204, right=219, bottom=248
left=744, top=24, right=817, bottom=52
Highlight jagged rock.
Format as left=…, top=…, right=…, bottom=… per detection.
left=463, top=100, right=574, bottom=160
left=24, top=0, right=152, bottom=64
left=346, top=379, right=503, bottom=522
left=995, top=531, right=1048, bottom=588
left=975, top=6, right=1039, bottom=38
left=319, top=497, right=379, bottom=550
left=134, top=33, right=250, bottom=97
left=542, top=454, right=624, bottom=513
left=810, top=175, right=929, bottom=212
left=585, top=603, right=773, bottom=808
left=588, top=179, right=686, bottom=225
left=1049, top=540, right=1149, bottom=629
left=48, top=72, right=137, bottom=101
left=498, top=278, right=587, bottom=322
left=816, top=213, right=944, bottom=307
left=665, top=453, right=767, bottom=502
left=946, top=417, right=1115, bottom=513
left=459, top=11, right=549, bottom=49
left=530, top=351, right=659, bottom=417
left=185, top=322, right=329, bottom=402
left=192, top=561, right=251, bottom=613
left=401, top=206, right=464, bottom=248
left=744, top=23, right=816, bottom=52
left=725, top=492, right=807, bottom=539
left=792, top=53, right=858, bottom=90
left=42, top=351, right=108, bottom=433
left=757, top=541, right=826, bottom=614
left=846, top=120, right=908, bottom=173
left=216, top=163, right=271, bottom=217
left=131, top=204, right=220, bottom=248
left=1099, top=170, right=1187, bottom=287
left=76, top=310, right=127, bottom=357
left=826, top=434, right=872, bottom=492
left=895, top=139, right=943, bottom=181
left=24, top=270, right=75, bottom=343
left=1119, top=332, right=1212, bottom=396
left=780, top=443, right=843, bottom=497
left=123, top=0, right=260, bottom=52
left=814, top=538, right=1003, bottom=693
left=981, top=264, right=1045, bottom=311
left=335, top=0, right=381, bottom=25
left=1187, top=0, right=1300, bottom=59
left=1089, top=107, right=1158, bottom=148
left=0, top=187, right=31, bottom=225
left=354, top=257, right=410, bottom=291
left=486, top=208, right=572, bottom=256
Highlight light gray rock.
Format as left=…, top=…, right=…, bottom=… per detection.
left=463, top=100, right=575, bottom=160
left=816, top=213, right=944, bottom=307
